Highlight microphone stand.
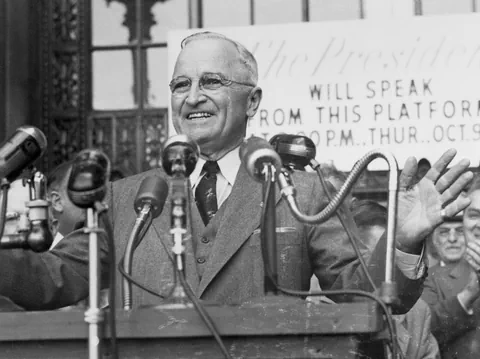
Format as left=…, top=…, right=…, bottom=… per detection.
left=84, top=204, right=104, bottom=359
left=167, top=175, right=192, bottom=308
left=262, top=164, right=278, bottom=295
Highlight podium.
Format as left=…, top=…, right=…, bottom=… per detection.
left=0, top=299, right=386, bottom=359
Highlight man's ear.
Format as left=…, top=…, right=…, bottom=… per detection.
left=49, top=190, right=64, bottom=213
left=246, top=86, right=262, bottom=118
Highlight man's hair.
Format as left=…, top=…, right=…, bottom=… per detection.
left=351, top=199, right=387, bottom=230
left=47, top=160, right=73, bottom=192
left=180, top=31, right=258, bottom=85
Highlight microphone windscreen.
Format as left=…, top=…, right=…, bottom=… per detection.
left=162, top=134, right=199, bottom=177
left=269, top=134, right=316, bottom=169
left=67, top=149, right=111, bottom=208
left=134, top=176, right=169, bottom=219
left=240, top=137, right=282, bottom=182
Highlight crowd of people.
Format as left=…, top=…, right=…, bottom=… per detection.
left=1, top=31, right=480, bottom=358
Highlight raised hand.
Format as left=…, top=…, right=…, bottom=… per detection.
left=395, top=149, right=473, bottom=253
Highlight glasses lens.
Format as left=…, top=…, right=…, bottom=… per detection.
left=201, top=74, right=224, bottom=90
left=170, top=77, right=191, bottom=94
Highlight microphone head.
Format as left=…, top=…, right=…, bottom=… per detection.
left=162, top=134, right=199, bottom=177
left=269, top=134, right=316, bottom=170
left=0, top=126, right=48, bottom=181
left=240, top=136, right=282, bottom=182
left=18, top=126, right=48, bottom=154
left=134, top=176, right=169, bottom=219
left=67, top=149, right=111, bottom=208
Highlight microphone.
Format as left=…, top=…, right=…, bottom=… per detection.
left=67, top=149, right=111, bottom=208
left=0, top=126, right=47, bottom=182
left=269, top=134, right=316, bottom=170
left=25, top=172, right=53, bottom=252
left=134, top=176, right=169, bottom=220
left=239, top=137, right=282, bottom=182
left=122, top=176, right=169, bottom=309
left=161, top=135, right=199, bottom=177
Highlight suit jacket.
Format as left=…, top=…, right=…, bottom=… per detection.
left=0, top=162, right=423, bottom=311
left=109, top=165, right=424, bottom=312
left=422, top=259, right=480, bottom=358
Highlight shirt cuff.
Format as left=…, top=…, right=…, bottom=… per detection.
left=395, top=244, right=426, bottom=279
left=457, top=294, right=475, bottom=315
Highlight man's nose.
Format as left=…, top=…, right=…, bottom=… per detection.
left=185, top=82, right=206, bottom=106
left=447, top=231, right=459, bottom=242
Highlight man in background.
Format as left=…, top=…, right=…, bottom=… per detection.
left=47, top=161, right=86, bottom=248
left=422, top=175, right=480, bottom=358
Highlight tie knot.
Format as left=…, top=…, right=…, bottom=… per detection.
left=202, top=161, right=220, bottom=178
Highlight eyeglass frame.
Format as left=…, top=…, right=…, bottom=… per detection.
left=169, top=72, right=256, bottom=96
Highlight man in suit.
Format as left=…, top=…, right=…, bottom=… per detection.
left=422, top=176, right=480, bottom=358
left=0, top=31, right=474, bottom=311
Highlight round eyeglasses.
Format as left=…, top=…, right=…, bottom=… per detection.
left=169, top=72, right=255, bottom=96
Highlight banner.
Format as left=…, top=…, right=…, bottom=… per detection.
left=168, top=14, right=480, bottom=170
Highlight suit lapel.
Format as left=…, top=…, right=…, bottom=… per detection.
left=197, top=165, right=265, bottom=297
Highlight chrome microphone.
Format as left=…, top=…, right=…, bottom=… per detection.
left=25, top=171, right=53, bottom=252
left=239, top=137, right=282, bottom=182
left=0, top=126, right=47, bottom=182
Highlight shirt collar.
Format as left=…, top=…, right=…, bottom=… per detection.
left=189, top=146, right=241, bottom=187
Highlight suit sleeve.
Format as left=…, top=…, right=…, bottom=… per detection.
left=304, top=174, right=425, bottom=314
left=421, top=269, right=478, bottom=346
left=0, top=187, right=112, bottom=311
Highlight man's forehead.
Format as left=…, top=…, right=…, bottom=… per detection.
left=437, top=221, right=462, bottom=229
left=173, top=38, right=239, bottom=76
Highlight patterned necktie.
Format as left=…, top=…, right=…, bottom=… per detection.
left=195, top=161, right=220, bottom=225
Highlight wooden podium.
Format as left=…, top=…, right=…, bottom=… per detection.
left=0, top=298, right=386, bottom=359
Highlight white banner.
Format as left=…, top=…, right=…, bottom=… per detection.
left=167, top=14, right=480, bottom=170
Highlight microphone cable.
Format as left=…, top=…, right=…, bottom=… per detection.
left=118, top=231, right=233, bottom=359
left=260, top=172, right=403, bottom=359
left=311, top=163, right=403, bottom=359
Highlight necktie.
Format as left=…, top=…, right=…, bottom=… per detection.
left=195, top=161, right=220, bottom=225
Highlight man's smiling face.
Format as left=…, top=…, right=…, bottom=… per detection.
left=170, top=38, right=254, bottom=160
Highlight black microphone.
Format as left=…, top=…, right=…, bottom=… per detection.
left=134, top=176, right=169, bottom=220
left=0, top=126, right=47, bottom=182
left=269, top=134, right=316, bottom=170
left=67, top=149, right=111, bottom=208
left=161, top=135, right=199, bottom=177
left=122, top=176, right=169, bottom=309
left=239, top=137, right=282, bottom=182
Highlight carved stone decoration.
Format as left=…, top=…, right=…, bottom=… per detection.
left=88, top=116, right=114, bottom=158
left=141, top=111, right=168, bottom=171
left=52, top=53, right=80, bottom=111
left=52, top=0, right=79, bottom=42
left=48, top=118, right=82, bottom=169
left=38, top=0, right=88, bottom=172
left=116, top=116, right=138, bottom=175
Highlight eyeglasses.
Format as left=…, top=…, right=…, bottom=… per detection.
left=169, top=72, right=255, bottom=96
left=437, top=226, right=464, bottom=240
